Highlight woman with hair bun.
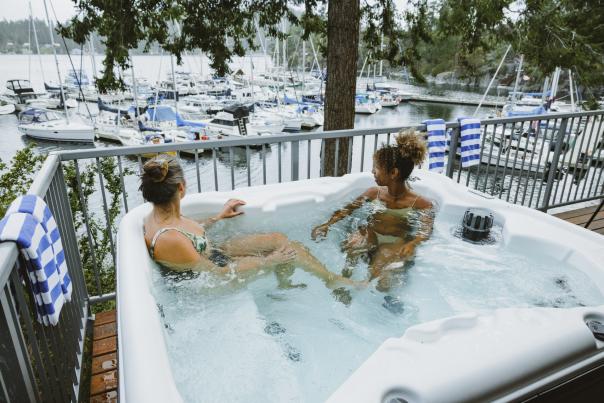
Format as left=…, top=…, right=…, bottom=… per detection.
left=141, top=155, right=355, bottom=289
left=312, top=130, right=434, bottom=289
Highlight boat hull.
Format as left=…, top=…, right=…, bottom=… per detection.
left=19, top=122, right=95, bottom=143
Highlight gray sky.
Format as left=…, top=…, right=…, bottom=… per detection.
left=0, top=0, right=76, bottom=22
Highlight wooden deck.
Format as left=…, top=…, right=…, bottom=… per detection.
left=90, top=310, right=118, bottom=403
left=552, top=204, right=604, bottom=235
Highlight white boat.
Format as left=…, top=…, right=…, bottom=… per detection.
left=3, top=79, right=39, bottom=111
left=205, top=105, right=264, bottom=137
left=355, top=94, right=378, bottom=114
left=27, top=91, right=78, bottom=110
left=17, top=108, right=94, bottom=143
left=379, top=92, right=400, bottom=107
left=0, top=98, right=15, bottom=115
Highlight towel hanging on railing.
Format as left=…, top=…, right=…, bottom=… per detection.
left=0, top=195, right=72, bottom=326
left=423, top=118, right=447, bottom=173
left=458, top=117, right=482, bottom=168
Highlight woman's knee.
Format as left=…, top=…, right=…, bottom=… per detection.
left=268, top=232, right=288, bottom=244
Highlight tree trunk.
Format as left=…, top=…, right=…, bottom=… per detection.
left=322, top=0, right=360, bottom=177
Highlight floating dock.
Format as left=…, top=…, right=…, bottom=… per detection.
left=406, top=94, right=505, bottom=107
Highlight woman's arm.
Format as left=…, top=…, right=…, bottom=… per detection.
left=398, top=200, right=435, bottom=256
left=311, top=187, right=378, bottom=240
left=199, top=199, right=246, bottom=228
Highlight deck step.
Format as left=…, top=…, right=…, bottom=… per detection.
left=90, top=309, right=118, bottom=402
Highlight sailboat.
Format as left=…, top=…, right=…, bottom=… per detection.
left=18, top=108, right=95, bottom=142
left=17, top=0, right=94, bottom=143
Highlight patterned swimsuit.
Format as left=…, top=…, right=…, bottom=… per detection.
left=148, top=226, right=230, bottom=267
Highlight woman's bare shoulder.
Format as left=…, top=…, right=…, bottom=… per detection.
left=414, top=195, right=433, bottom=209
left=153, top=230, right=201, bottom=265
left=361, top=186, right=380, bottom=200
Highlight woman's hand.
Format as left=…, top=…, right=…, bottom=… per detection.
left=218, top=199, right=246, bottom=219
left=398, top=241, right=417, bottom=258
left=265, top=245, right=296, bottom=266
left=311, top=223, right=330, bottom=240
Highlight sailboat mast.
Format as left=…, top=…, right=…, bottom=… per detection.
left=379, top=33, right=384, bottom=77
left=302, top=40, right=306, bottom=92
left=42, top=0, right=69, bottom=122
left=568, top=69, right=575, bottom=112
left=511, top=54, right=524, bottom=107
left=30, top=1, right=46, bottom=85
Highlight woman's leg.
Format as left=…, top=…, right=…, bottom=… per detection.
left=340, top=226, right=378, bottom=277
left=221, top=232, right=355, bottom=288
left=369, top=239, right=411, bottom=292
left=221, top=232, right=288, bottom=256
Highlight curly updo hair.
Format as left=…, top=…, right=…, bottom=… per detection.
left=374, top=129, right=427, bottom=181
left=139, top=155, right=185, bottom=205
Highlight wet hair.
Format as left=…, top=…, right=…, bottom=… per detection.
left=374, top=129, right=427, bottom=181
left=139, top=155, right=185, bottom=205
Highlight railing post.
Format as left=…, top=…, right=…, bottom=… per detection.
left=446, top=126, right=460, bottom=178
left=540, top=117, right=569, bottom=211
left=0, top=287, right=38, bottom=403
left=291, top=140, right=299, bottom=181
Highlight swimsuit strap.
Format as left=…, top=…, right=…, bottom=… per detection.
left=149, top=227, right=206, bottom=259
left=411, top=195, right=420, bottom=208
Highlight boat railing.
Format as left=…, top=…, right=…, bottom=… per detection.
left=1, top=109, right=603, bottom=402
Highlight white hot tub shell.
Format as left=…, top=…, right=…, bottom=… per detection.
left=116, top=170, right=604, bottom=403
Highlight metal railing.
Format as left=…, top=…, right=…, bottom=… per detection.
left=0, top=109, right=603, bottom=402
left=0, top=155, right=89, bottom=403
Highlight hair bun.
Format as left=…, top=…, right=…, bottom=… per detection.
left=143, top=158, right=170, bottom=183
left=396, top=129, right=427, bottom=166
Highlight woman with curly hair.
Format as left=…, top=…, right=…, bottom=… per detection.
left=312, top=130, right=434, bottom=289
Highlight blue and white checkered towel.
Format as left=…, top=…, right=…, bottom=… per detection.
left=0, top=195, right=72, bottom=325
left=458, top=117, right=482, bottom=168
left=424, top=119, right=447, bottom=173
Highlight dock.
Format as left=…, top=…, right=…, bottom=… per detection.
left=407, top=94, right=504, bottom=107
left=90, top=310, right=119, bottom=403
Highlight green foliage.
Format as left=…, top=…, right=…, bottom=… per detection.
left=0, top=145, right=45, bottom=217
left=62, top=157, right=133, bottom=313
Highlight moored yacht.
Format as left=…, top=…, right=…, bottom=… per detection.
left=17, top=108, right=95, bottom=143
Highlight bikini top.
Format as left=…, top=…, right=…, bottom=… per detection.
left=148, top=226, right=208, bottom=260
left=371, top=187, right=419, bottom=218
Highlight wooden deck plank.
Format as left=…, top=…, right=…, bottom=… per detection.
left=551, top=205, right=603, bottom=236
left=91, top=352, right=117, bottom=375
left=90, top=370, right=118, bottom=395
left=90, top=309, right=119, bottom=402
left=563, top=211, right=604, bottom=225
left=90, top=390, right=118, bottom=403
left=93, top=322, right=117, bottom=341
left=553, top=206, right=599, bottom=220
left=94, top=310, right=116, bottom=326
left=587, top=219, right=604, bottom=231
left=92, top=336, right=117, bottom=358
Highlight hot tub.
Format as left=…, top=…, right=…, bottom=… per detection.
left=116, top=170, right=604, bottom=402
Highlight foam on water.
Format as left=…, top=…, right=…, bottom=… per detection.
left=150, top=199, right=604, bottom=402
